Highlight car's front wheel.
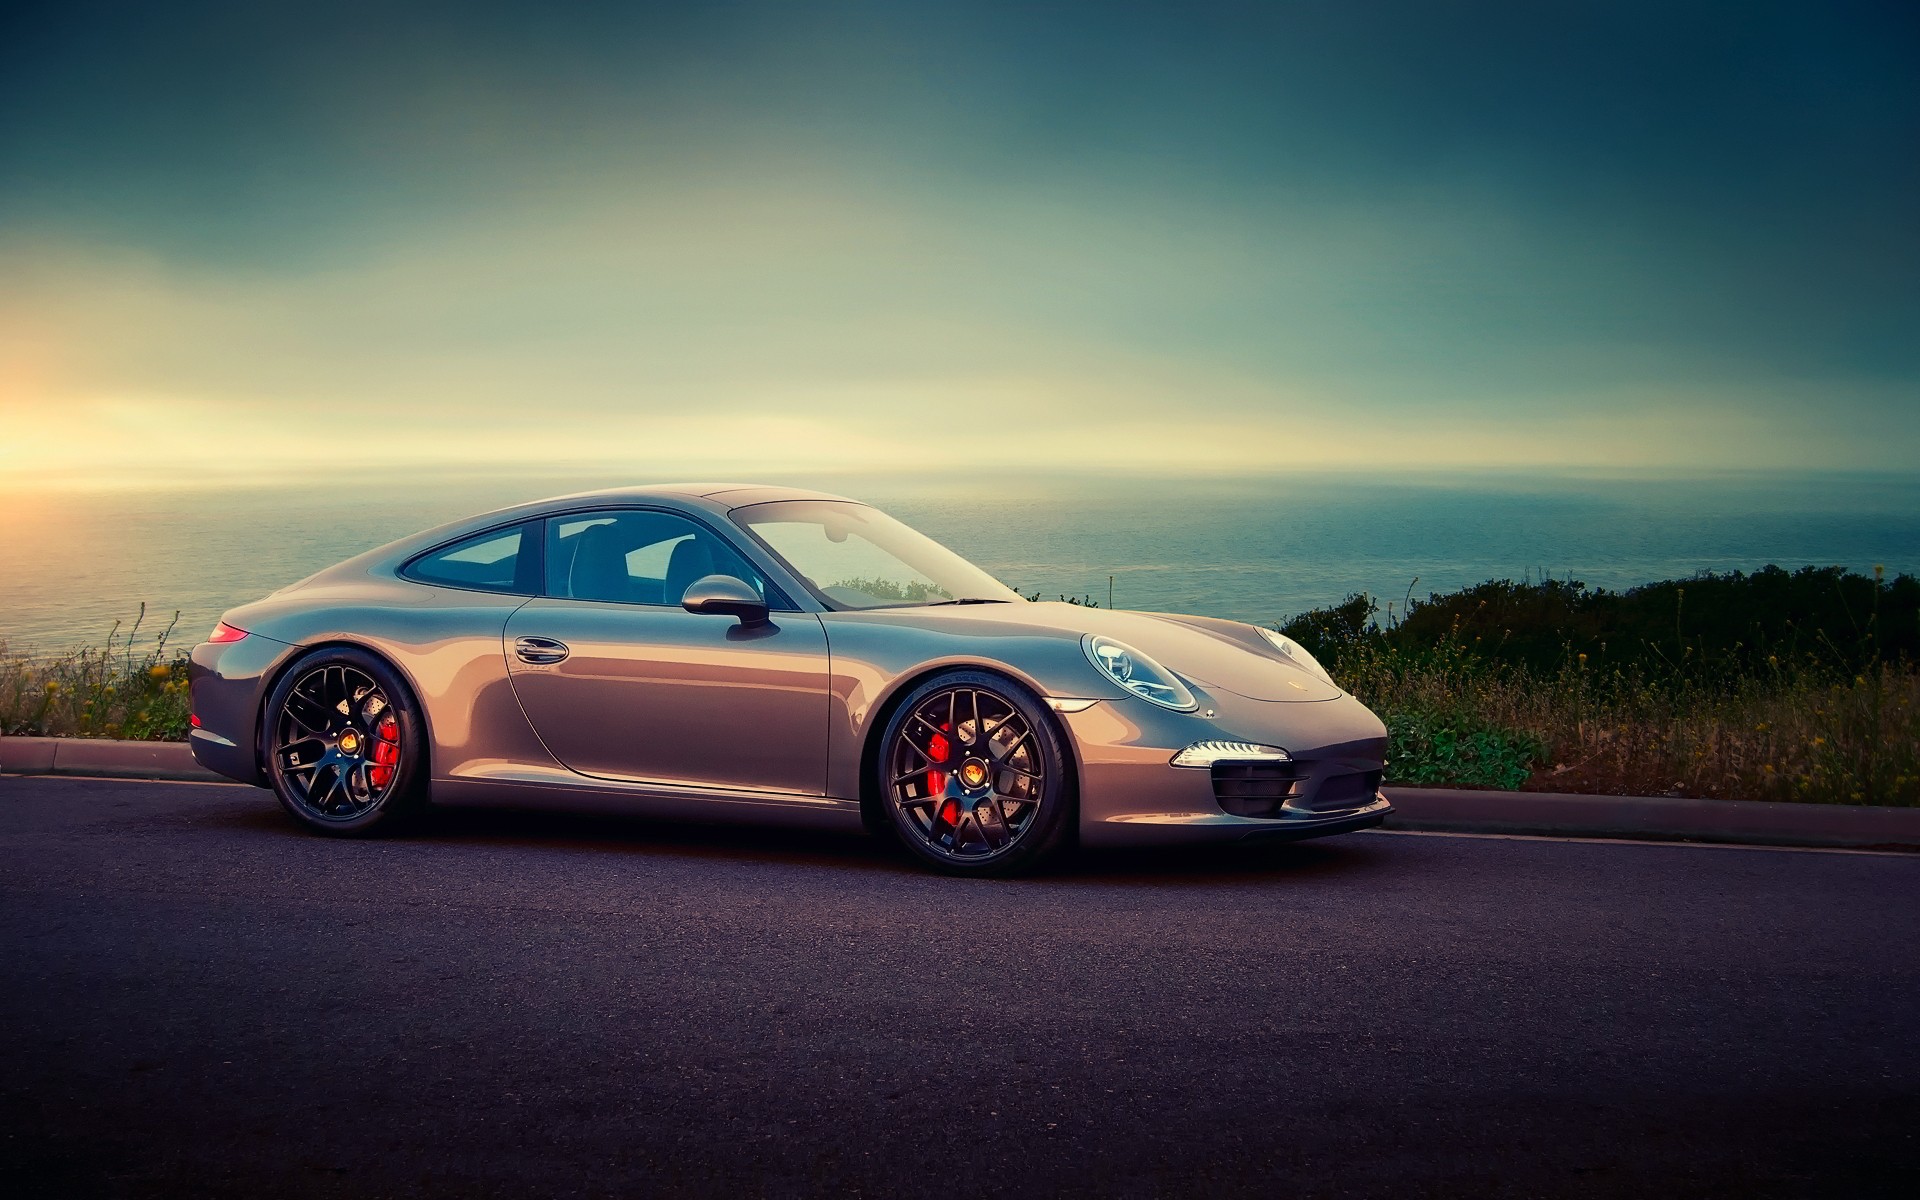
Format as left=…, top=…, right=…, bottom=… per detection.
left=262, top=647, right=428, bottom=836
left=877, top=670, right=1074, bottom=876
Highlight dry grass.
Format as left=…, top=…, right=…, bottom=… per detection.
left=1338, top=637, right=1920, bottom=805
left=0, top=606, right=192, bottom=742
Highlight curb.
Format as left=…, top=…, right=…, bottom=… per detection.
left=4, top=737, right=1916, bottom=851
left=1382, top=787, right=1920, bottom=852
left=0, top=736, right=222, bottom=783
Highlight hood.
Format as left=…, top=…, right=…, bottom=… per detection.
left=856, top=601, right=1344, bottom=702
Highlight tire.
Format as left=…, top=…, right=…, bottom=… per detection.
left=261, top=646, right=429, bottom=837
left=875, top=669, right=1075, bottom=877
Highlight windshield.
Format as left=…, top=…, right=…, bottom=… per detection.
left=731, top=500, right=1022, bottom=610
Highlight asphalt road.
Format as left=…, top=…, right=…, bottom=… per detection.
left=3, top=778, right=1917, bottom=1199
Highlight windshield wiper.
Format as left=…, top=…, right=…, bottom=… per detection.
left=920, top=597, right=1013, bottom=606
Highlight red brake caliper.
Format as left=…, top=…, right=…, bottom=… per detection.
left=370, top=714, right=399, bottom=788
left=927, top=724, right=951, bottom=819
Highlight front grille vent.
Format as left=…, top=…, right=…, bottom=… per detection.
left=1293, top=770, right=1384, bottom=813
left=1210, top=764, right=1383, bottom=818
left=1210, top=762, right=1302, bottom=818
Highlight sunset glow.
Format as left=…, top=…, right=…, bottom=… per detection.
left=3, top=3, right=1916, bottom=488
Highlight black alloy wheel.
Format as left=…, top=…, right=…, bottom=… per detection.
left=264, top=647, right=426, bottom=835
left=879, top=670, right=1073, bottom=876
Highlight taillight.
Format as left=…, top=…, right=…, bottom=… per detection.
left=207, top=622, right=249, bottom=644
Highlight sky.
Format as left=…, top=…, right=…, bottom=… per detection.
left=2, top=0, right=1917, bottom=487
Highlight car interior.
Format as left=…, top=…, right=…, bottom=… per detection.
left=548, top=512, right=767, bottom=607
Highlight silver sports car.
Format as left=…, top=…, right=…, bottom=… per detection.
left=189, top=484, right=1392, bottom=875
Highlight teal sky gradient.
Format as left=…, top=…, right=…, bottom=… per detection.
left=2, top=1, right=1916, bottom=483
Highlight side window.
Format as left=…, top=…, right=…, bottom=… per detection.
left=404, top=524, right=533, bottom=594
left=546, top=510, right=772, bottom=607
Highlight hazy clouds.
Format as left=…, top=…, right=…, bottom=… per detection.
left=4, top=1, right=1916, bottom=484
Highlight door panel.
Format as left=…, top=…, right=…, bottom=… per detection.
left=504, top=598, right=830, bottom=794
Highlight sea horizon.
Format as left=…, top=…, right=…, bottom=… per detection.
left=4, top=466, right=1917, bottom=654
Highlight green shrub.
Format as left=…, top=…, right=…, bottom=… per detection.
left=1384, top=710, right=1546, bottom=790
left=1285, top=566, right=1918, bottom=687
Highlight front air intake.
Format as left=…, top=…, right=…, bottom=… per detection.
left=1210, top=763, right=1383, bottom=818
left=1210, top=761, right=1303, bottom=818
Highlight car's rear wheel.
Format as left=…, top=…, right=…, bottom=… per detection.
left=263, top=647, right=427, bottom=836
left=878, top=670, right=1074, bottom=876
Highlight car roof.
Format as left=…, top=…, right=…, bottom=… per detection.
left=378, top=482, right=859, bottom=562
left=532, top=482, right=857, bottom=510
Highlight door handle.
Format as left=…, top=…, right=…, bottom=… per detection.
left=514, top=636, right=570, bottom=665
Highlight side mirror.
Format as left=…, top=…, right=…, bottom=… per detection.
left=681, top=574, right=770, bottom=626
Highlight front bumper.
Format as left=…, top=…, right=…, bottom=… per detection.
left=1095, top=794, right=1392, bottom=846
left=1060, top=685, right=1392, bottom=848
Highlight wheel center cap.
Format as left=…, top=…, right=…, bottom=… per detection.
left=338, top=729, right=362, bottom=755
left=958, top=759, right=989, bottom=790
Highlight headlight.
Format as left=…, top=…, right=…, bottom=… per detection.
left=1257, top=627, right=1337, bottom=686
left=1170, top=741, right=1290, bottom=768
left=1082, top=635, right=1197, bottom=711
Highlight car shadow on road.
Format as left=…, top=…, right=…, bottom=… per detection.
left=1059, top=838, right=1389, bottom=885
left=423, top=804, right=913, bottom=871
left=215, top=796, right=1394, bottom=885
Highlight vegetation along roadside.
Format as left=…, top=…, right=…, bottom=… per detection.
left=1280, top=565, right=1916, bottom=806
left=4, top=566, right=1914, bottom=806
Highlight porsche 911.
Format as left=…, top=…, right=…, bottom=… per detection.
left=189, top=484, right=1391, bottom=875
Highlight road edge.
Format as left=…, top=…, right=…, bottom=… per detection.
left=1383, top=786, right=1920, bottom=852
left=0, top=735, right=220, bottom=782
left=4, top=736, right=1916, bottom=851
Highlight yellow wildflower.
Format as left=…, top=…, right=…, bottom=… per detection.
left=149, top=665, right=170, bottom=680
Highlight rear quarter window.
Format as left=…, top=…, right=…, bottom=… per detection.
left=402, top=523, right=537, bottom=594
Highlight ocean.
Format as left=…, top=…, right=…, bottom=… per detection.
left=3, top=469, right=1917, bottom=653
